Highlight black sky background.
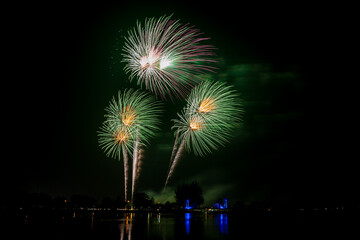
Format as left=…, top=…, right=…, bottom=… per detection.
left=4, top=2, right=356, bottom=205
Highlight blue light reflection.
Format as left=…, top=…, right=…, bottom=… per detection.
left=217, top=214, right=228, bottom=235
left=185, top=213, right=191, bottom=235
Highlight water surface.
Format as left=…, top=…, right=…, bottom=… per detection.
left=13, top=210, right=358, bottom=239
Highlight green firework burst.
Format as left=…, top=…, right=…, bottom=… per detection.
left=98, top=89, right=163, bottom=160
left=122, top=15, right=216, bottom=100
left=172, top=81, right=243, bottom=156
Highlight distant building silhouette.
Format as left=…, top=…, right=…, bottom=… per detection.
left=213, top=198, right=228, bottom=209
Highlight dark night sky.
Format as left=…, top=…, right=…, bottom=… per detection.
left=5, top=2, right=356, bottom=205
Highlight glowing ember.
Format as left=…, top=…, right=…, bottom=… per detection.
left=139, top=50, right=160, bottom=69
left=114, top=129, right=129, bottom=143
left=121, top=106, right=136, bottom=126
left=189, top=116, right=202, bottom=130
left=199, top=98, right=215, bottom=113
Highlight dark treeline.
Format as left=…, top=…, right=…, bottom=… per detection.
left=2, top=191, right=359, bottom=214
left=2, top=183, right=359, bottom=219
left=1, top=192, right=124, bottom=210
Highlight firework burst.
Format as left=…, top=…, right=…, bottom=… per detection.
left=98, top=89, right=162, bottom=201
left=122, top=15, right=216, bottom=100
left=165, top=81, right=243, bottom=187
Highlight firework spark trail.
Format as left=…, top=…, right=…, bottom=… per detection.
left=179, top=81, right=242, bottom=156
left=165, top=81, right=243, bottom=186
left=122, top=144, right=129, bottom=202
left=122, top=15, right=216, bottom=100
left=165, top=138, right=186, bottom=188
left=98, top=89, right=162, bottom=202
left=168, top=130, right=179, bottom=171
left=131, top=132, right=139, bottom=201
left=135, top=148, right=143, bottom=181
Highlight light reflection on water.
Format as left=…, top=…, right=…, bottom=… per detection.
left=118, top=213, right=134, bottom=240
left=185, top=213, right=191, bottom=235
left=18, top=209, right=353, bottom=239
left=21, top=211, right=230, bottom=240
left=115, top=212, right=229, bottom=239
left=217, top=214, right=228, bottom=235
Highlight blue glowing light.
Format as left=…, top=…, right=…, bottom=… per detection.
left=185, top=199, right=192, bottom=210
left=213, top=198, right=228, bottom=209
left=185, top=213, right=191, bottom=234
left=217, top=214, right=228, bottom=235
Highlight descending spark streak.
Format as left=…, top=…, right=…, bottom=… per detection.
left=98, top=89, right=162, bottom=202
left=168, top=130, right=179, bottom=171
left=131, top=132, right=139, bottom=201
left=135, top=148, right=143, bottom=181
left=122, top=144, right=129, bottom=202
left=164, top=81, right=243, bottom=186
left=165, top=138, right=186, bottom=188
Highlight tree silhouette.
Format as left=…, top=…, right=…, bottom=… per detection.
left=70, top=194, right=97, bottom=208
left=101, top=197, right=114, bottom=208
left=175, top=182, right=204, bottom=207
left=133, top=192, right=154, bottom=209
